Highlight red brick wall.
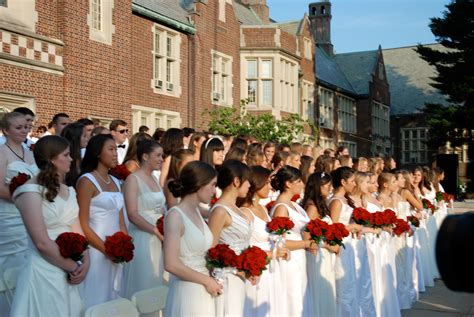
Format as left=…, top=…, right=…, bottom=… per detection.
left=242, top=28, right=276, bottom=47
left=130, top=15, right=190, bottom=126
left=190, top=1, right=241, bottom=130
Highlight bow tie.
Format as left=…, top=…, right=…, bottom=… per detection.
left=117, top=144, right=126, bottom=149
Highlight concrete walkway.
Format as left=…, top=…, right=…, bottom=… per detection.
left=402, top=280, right=474, bottom=317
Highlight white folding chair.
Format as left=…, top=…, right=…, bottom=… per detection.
left=2, top=267, right=21, bottom=306
left=131, top=285, right=168, bottom=314
left=84, top=298, right=139, bottom=317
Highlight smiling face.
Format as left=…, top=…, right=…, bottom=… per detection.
left=4, top=116, right=28, bottom=143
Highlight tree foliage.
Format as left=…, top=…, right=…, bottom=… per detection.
left=415, top=0, right=474, bottom=147
left=206, top=100, right=314, bottom=144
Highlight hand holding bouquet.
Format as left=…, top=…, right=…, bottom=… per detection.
left=104, top=232, right=135, bottom=263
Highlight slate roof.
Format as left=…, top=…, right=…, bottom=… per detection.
left=315, top=46, right=356, bottom=95
left=234, top=1, right=264, bottom=25
left=382, top=44, right=449, bottom=114
left=274, top=20, right=302, bottom=36
left=335, top=49, right=379, bottom=96
left=132, top=0, right=193, bottom=27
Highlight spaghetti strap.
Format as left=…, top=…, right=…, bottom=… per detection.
left=110, top=176, right=121, bottom=192
left=270, top=202, right=290, bottom=217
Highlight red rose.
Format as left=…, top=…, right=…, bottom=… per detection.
left=407, top=215, right=420, bottom=228
left=206, top=244, right=239, bottom=269
left=267, top=217, right=294, bottom=235
left=265, top=201, right=276, bottom=211
left=393, top=218, right=411, bottom=236
left=210, top=196, right=218, bottom=207
left=290, top=194, right=300, bottom=202
left=109, top=164, right=131, bottom=181
left=104, top=232, right=135, bottom=263
left=352, top=207, right=372, bottom=226
left=56, top=232, right=89, bottom=261
left=9, top=172, right=30, bottom=195
left=156, top=216, right=164, bottom=236
left=237, top=246, right=269, bottom=277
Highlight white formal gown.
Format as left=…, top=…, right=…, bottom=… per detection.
left=0, top=161, right=38, bottom=316
left=243, top=208, right=284, bottom=317
left=81, top=173, right=124, bottom=309
left=212, top=203, right=251, bottom=317
left=165, top=206, right=216, bottom=316
left=306, top=215, right=337, bottom=317
left=330, top=198, right=358, bottom=317
left=271, top=202, right=311, bottom=316
left=10, top=184, right=82, bottom=317
left=122, top=173, right=166, bottom=301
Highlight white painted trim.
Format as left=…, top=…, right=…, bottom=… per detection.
left=87, top=0, right=115, bottom=45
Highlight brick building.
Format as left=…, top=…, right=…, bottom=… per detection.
left=0, top=0, right=315, bottom=136
left=308, top=1, right=391, bottom=157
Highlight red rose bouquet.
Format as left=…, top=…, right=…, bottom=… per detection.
left=55, top=232, right=89, bottom=261
left=237, top=246, right=270, bottom=278
left=382, top=209, right=398, bottom=226
left=265, top=200, right=276, bottom=211
left=109, top=164, right=131, bottom=181
left=370, top=211, right=385, bottom=228
left=156, top=216, right=164, bottom=236
left=352, top=207, right=372, bottom=226
left=325, top=222, right=350, bottom=248
left=210, top=196, right=218, bottom=207
left=393, top=218, right=411, bottom=236
left=104, top=232, right=135, bottom=263
left=305, top=218, right=330, bottom=244
left=206, top=244, right=240, bottom=270
left=422, top=198, right=437, bottom=214
left=267, top=217, right=294, bottom=235
left=435, top=191, right=454, bottom=203
left=407, top=215, right=420, bottom=228
left=9, top=172, right=31, bottom=195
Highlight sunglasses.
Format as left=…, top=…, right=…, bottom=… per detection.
left=118, top=129, right=129, bottom=134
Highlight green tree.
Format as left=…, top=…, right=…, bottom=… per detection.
left=416, top=0, right=474, bottom=147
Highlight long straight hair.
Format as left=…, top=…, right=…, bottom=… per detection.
left=302, top=172, right=332, bottom=218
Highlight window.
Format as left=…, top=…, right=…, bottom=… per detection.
left=279, top=58, right=298, bottom=113
left=371, top=101, right=389, bottom=137
left=338, top=140, right=357, bottom=157
left=337, top=95, right=356, bottom=133
left=302, top=81, right=314, bottom=121
left=245, top=58, right=274, bottom=108
left=304, top=38, right=312, bottom=60
left=91, top=0, right=102, bottom=30
left=319, top=87, right=334, bottom=129
left=132, top=105, right=182, bottom=133
left=0, top=0, right=7, bottom=7
left=401, top=127, right=429, bottom=164
left=211, top=50, right=233, bottom=106
left=152, top=25, right=181, bottom=97
left=88, top=0, right=114, bottom=45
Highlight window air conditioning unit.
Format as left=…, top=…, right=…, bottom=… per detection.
left=319, top=116, right=326, bottom=126
left=213, top=92, right=221, bottom=101
left=166, top=82, right=174, bottom=91
left=154, top=79, right=163, bottom=89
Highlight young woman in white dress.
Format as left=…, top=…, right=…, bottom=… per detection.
left=348, top=172, right=377, bottom=317
left=163, top=149, right=195, bottom=208
left=164, top=161, right=222, bottom=316
left=270, top=166, right=316, bottom=316
left=77, top=134, right=127, bottom=308
left=0, top=112, right=39, bottom=316
left=11, top=135, right=89, bottom=317
left=239, top=166, right=289, bottom=317
left=302, top=172, right=338, bottom=317
left=328, top=167, right=363, bottom=317
left=208, top=159, right=254, bottom=316
left=122, top=140, right=166, bottom=301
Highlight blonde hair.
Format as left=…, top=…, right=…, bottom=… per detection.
left=0, top=112, right=25, bottom=132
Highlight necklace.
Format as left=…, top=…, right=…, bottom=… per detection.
left=5, top=142, right=25, bottom=162
left=94, top=171, right=111, bottom=184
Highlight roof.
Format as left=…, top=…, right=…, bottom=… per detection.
left=335, top=49, right=379, bottom=95
left=274, top=20, right=302, bottom=36
left=132, top=0, right=193, bottom=27
left=315, top=46, right=356, bottom=95
left=234, top=1, right=265, bottom=25
left=382, top=44, right=449, bottom=114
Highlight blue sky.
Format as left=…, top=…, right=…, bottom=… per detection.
left=266, top=0, right=450, bottom=53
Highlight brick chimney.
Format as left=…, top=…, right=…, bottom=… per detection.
left=241, top=0, right=270, bottom=24
left=309, top=1, right=334, bottom=56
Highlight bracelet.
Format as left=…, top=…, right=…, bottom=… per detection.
left=69, top=260, right=82, bottom=274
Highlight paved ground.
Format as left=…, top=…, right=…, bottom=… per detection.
left=402, top=202, right=474, bottom=317
left=402, top=280, right=474, bottom=317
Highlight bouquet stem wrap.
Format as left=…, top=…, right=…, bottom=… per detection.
left=212, top=267, right=237, bottom=317
left=269, top=234, right=286, bottom=272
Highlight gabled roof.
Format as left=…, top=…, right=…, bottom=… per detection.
left=274, top=19, right=303, bottom=36
left=335, top=49, right=379, bottom=95
left=133, top=0, right=194, bottom=27
left=315, top=46, right=356, bottom=95
left=382, top=44, right=449, bottom=114
left=234, top=1, right=265, bottom=25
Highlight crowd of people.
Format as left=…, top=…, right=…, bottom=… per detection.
left=0, top=108, right=451, bottom=317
